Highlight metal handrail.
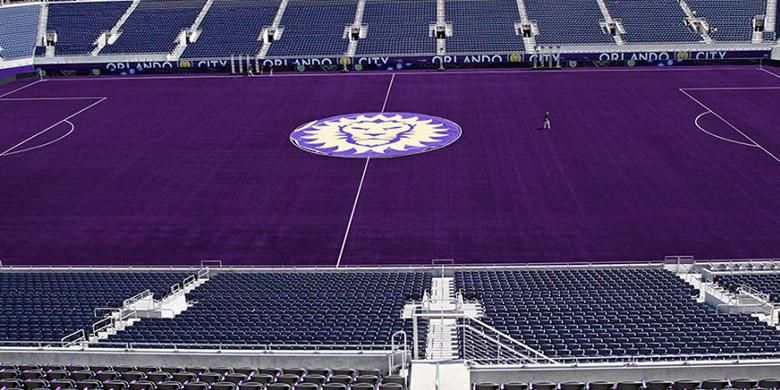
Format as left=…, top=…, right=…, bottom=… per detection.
left=123, top=290, right=152, bottom=307
left=92, top=317, right=113, bottom=334
left=467, top=350, right=780, bottom=366
left=93, top=307, right=120, bottom=317
left=460, top=324, right=550, bottom=364
left=462, top=314, right=558, bottom=364
left=60, top=329, right=86, bottom=347
left=390, top=330, right=408, bottom=374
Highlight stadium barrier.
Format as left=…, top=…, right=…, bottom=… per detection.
left=31, top=49, right=775, bottom=77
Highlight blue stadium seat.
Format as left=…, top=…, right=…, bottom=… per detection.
left=102, top=272, right=431, bottom=352
left=686, top=0, right=764, bottom=41
left=0, top=272, right=188, bottom=345
left=446, top=0, right=524, bottom=53
left=183, top=0, right=279, bottom=58
left=357, top=0, right=436, bottom=55
left=525, top=0, right=614, bottom=44
left=0, top=4, right=40, bottom=60
left=455, top=268, right=780, bottom=361
left=606, top=0, right=702, bottom=43
left=102, top=0, right=205, bottom=54
left=47, top=1, right=131, bottom=55
left=268, top=0, right=354, bottom=57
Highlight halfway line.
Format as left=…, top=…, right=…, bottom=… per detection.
left=335, top=73, right=396, bottom=267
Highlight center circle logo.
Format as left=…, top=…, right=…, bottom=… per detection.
left=290, top=112, right=461, bottom=158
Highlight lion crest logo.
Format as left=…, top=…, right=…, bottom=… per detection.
left=290, top=112, right=461, bottom=158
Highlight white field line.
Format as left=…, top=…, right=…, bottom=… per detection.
left=694, top=112, right=757, bottom=148
left=679, top=88, right=780, bottom=163
left=0, top=79, right=45, bottom=98
left=0, top=97, right=107, bottom=157
left=335, top=73, right=395, bottom=267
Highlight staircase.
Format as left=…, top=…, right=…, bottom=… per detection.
left=169, top=0, right=215, bottom=59
left=435, top=0, right=446, bottom=54
left=767, top=0, right=777, bottom=32
left=676, top=269, right=780, bottom=328
left=84, top=269, right=211, bottom=345
left=594, top=0, right=624, bottom=44
left=36, top=2, right=48, bottom=47
left=425, top=278, right=459, bottom=360
left=678, top=0, right=714, bottom=43
left=257, top=0, right=290, bottom=58
left=513, top=0, right=536, bottom=51
left=93, top=0, right=141, bottom=55
left=346, top=0, right=367, bottom=56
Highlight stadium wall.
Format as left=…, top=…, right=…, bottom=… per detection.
left=0, top=349, right=393, bottom=372
left=0, top=63, right=35, bottom=86
left=33, top=50, right=773, bottom=76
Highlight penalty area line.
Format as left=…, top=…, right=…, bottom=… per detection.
left=679, top=88, right=780, bottom=164
left=0, top=97, right=107, bottom=157
left=335, top=73, right=395, bottom=267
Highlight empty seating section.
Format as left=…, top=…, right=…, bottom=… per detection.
left=358, top=0, right=436, bottom=55
left=0, top=364, right=408, bottom=390
left=0, top=272, right=186, bottom=344
left=446, top=0, right=523, bottom=53
left=606, top=0, right=701, bottom=42
left=686, top=0, right=764, bottom=41
left=268, top=0, right=354, bottom=57
left=716, top=273, right=780, bottom=302
left=0, top=5, right=39, bottom=60
left=104, top=272, right=431, bottom=350
left=524, top=0, right=613, bottom=44
left=103, top=0, right=205, bottom=54
left=183, top=0, right=278, bottom=58
left=47, top=2, right=131, bottom=55
left=455, top=269, right=780, bottom=361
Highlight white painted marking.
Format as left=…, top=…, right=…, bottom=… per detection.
left=679, top=86, right=780, bottom=91
left=0, top=97, right=107, bottom=157
left=694, top=111, right=757, bottom=148
left=0, top=96, right=107, bottom=101
left=335, top=73, right=395, bottom=267
left=0, top=79, right=44, bottom=98
left=1, top=120, right=76, bottom=157
left=759, top=67, right=780, bottom=80
left=679, top=88, right=780, bottom=164
left=335, top=157, right=370, bottom=267
left=381, top=73, right=395, bottom=112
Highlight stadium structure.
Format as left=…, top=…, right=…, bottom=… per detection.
left=1, top=0, right=780, bottom=389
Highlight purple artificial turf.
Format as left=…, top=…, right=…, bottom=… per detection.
left=0, top=66, right=779, bottom=266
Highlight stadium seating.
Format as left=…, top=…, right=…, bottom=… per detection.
left=267, top=0, right=354, bottom=57
left=183, top=0, right=279, bottom=58
left=0, top=272, right=187, bottom=345
left=103, top=272, right=431, bottom=351
left=605, top=0, right=702, bottom=43
left=685, top=0, right=764, bottom=41
left=357, top=0, right=436, bottom=55
left=102, top=0, right=205, bottom=54
left=46, top=1, right=131, bottom=55
left=455, top=268, right=780, bottom=361
left=524, top=0, right=614, bottom=44
left=0, top=365, right=408, bottom=390
left=0, top=4, right=39, bottom=60
left=715, top=273, right=780, bottom=303
left=446, top=0, right=524, bottom=53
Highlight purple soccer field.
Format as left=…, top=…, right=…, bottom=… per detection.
left=1, top=65, right=780, bottom=266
